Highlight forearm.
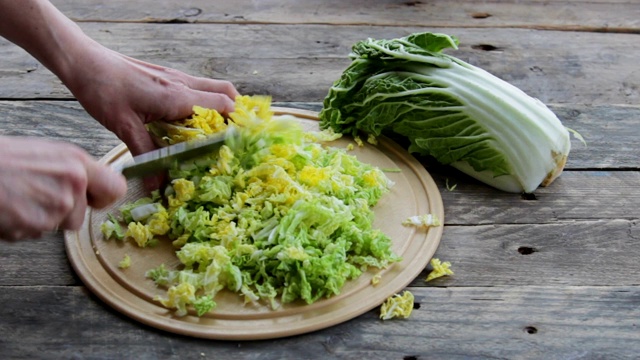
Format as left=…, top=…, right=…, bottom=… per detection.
left=0, top=0, right=238, bottom=164
left=0, top=0, right=97, bottom=87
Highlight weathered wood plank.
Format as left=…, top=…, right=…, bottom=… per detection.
left=1, top=100, right=638, bottom=170
left=1, top=25, right=638, bottom=105
left=1, top=102, right=638, bottom=287
left=0, top=1, right=635, bottom=358
left=2, top=219, right=639, bottom=289
left=431, top=170, right=640, bottom=224
left=413, top=219, right=640, bottom=287
left=0, top=101, right=120, bottom=158
left=49, top=0, right=640, bottom=32
left=0, top=234, right=78, bottom=286
left=0, top=285, right=638, bottom=358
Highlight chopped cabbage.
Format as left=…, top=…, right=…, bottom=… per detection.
left=101, top=213, right=125, bottom=240
left=380, top=290, right=414, bottom=320
left=193, top=295, right=216, bottom=316
left=425, top=258, right=454, bottom=282
left=402, top=213, right=441, bottom=228
left=105, top=95, right=400, bottom=316
left=125, top=222, right=154, bottom=248
left=118, top=254, right=131, bottom=269
left=129, top=203, right=162, bottom=222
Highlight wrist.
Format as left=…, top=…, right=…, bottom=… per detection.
left=53, top=36, right=106, bottom=95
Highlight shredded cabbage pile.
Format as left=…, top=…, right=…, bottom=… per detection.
left=102, top=96, right=400, bottom=316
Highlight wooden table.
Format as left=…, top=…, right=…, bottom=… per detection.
left=1, top=1, right=639, bottom=358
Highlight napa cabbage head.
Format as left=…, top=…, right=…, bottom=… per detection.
left=319, top=32, right=572, bottom=193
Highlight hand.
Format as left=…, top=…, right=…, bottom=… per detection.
left=0, top=136, right=127, bottom=241
left=63, top=44, right=240, bottom=190
left=63, top=44, right=240, bottom=158
left=0, top=1, right=240, bottom=190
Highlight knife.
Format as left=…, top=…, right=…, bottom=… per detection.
left=120, top=129, right=233, bottom=179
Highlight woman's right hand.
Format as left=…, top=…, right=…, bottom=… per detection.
left=0, top=136, right=127, bottom=241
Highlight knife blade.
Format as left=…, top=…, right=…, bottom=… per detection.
left=120, top=129, right=233, bottom=179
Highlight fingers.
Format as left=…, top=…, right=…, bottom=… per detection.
left=59, top=188, right=88, bottom=230
left=0, top=228, right=42, bottom=242
left=56, top=150, right=127, bottom=231
left=188, top=77, right=240, bottom=101
left=159, top=88, right=236, bottom=121
left=56, top=157, right=126, bottom=232
left=188, top=89, right=236, bottom=115
left=164, top=77, right=239, bottom=118
left=191, top=78, right=240, bottom=115
left=0, top=138, right=128, bottom=240
left=84, top=160, right=128, bottom=209
left=114, top=118, right=158, bottom=157
left=142, top=174, right=166, bottom=193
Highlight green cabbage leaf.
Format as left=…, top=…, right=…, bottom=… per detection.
left=319, top=32, right=572, bottom=193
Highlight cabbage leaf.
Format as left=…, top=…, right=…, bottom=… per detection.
left=319, top=32, right=571, bottom=193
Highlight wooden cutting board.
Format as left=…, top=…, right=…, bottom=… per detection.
left=64, top=107, right=444, bottom=340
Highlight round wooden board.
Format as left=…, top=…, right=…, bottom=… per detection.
left=64, top=107, right=444, bottom=340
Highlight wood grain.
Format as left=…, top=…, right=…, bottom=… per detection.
left=1, top=0, right=639, bottom=356
left=429, top=170, right=640, bottom=224
left=0, top=285, right=638, bottom=358
left=0, top=234, right=77, bottom=286
left=1, top=25, right=638, bottom=105
left=1, top=100, right=638, bottom=170
left=4, top=218, right=638, bottom=288
left=50, top=0, right=640, bottom=32
left=1, top=101, right=638, bottom=290
left=0, top=101, right=120, bottom=157
left=416, top=219, right=640, bottom=287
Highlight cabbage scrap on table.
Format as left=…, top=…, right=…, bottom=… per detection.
left=102, top=96, right=401, bottom=316
left=380, top=290, right=414, bottom=320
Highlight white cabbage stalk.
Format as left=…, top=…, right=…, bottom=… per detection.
left=417, top=63, right=571, bottom=193
left=402, top=213, right=441, bottom=228
left=130, top=203, right=161, bottom=222
left=319, top=32, right=573, bottom=193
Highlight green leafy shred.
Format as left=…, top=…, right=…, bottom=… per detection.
left=118, top=254, right=131, bottom=269
left=445, top=178, right=457, bottom=192
left=101, top=213, right=125, bottom=240
left=105, top=96, right=400, bottom=316
left=193, top=295, right=216, bottom=316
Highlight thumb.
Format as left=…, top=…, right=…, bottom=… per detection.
left=85, top=160, right=128, bottom=209
left=110, top=115, right=166, bottom=191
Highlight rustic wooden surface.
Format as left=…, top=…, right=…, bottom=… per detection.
left=1, top=1, right=639, bottom=358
